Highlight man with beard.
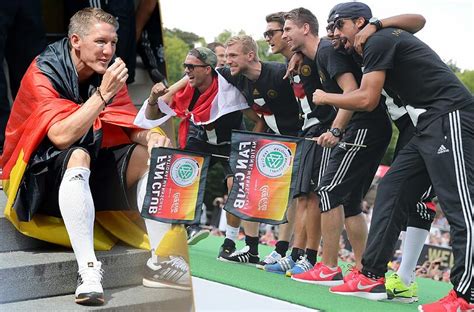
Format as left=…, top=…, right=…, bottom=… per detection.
left=282, top=7, right=392, bottom=287
left=316, top=3, right=474, bottom=311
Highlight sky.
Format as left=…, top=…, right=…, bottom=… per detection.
left=159, top=0, right=474, bottom=70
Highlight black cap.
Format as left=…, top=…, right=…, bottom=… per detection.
left=327, top=3, right=344, bottom=23
left=332, top=2, right=372, bottom=21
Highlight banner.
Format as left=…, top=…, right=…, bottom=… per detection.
left=141, top=147, right=210, bottom=224
left=224, top=130, right=303, bottom=225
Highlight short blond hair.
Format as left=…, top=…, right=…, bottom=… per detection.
left=68, top=7, right=118, bottom=38
left=226, top=35, right=259, bottom=61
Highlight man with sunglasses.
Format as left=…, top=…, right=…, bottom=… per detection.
left=282, top=7, right=393, bottom=288
left=258, top=12, right=332, bottom=278
left=313, top=2, right=474, bottom=311
left=140, top=46, right=260, bottom=246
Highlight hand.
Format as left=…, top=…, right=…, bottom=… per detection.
left=283, top=52, right=303, bottom=79
left=354, top=24, right=377, bottom=55
left=313, top=89, right=327, bottom=105
left=317, top=131, right=340, bottom=148
left=146, top=132, right=171, bottom=156
left=148, top=82, right=168, bottom=105
left=100, top=57, right=128, bottom=101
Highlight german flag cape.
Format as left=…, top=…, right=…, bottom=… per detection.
left=0, top=38, right=165, bottom=251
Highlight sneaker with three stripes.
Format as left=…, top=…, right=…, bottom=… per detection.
left=219, top=245, right=260, bottom=264
left=143, top=256, right=192, bottom=290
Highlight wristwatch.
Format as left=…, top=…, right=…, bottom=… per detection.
left=329, top=128, right=343, bottom=138
left=369, top=17, right=383, bottom=31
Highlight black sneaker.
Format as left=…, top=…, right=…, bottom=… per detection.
left=187, top=225, right=210, bottom=245
left=217, top=238, right=236, bottom=259
left=219, top=246, right=260, bottom=264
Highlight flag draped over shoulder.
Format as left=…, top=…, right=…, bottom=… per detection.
left=141, top=147, right=210, bottom=225
left=134, top=71, right=249, bottom=147
left=0, top=38, right=165, bottom=251
left=224, top=130, right=303, bottom=225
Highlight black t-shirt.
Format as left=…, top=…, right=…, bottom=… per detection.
left=363, top=28, right=473, bottom=130
left=218, top=63, right=302, bottom=136
left=316, top=39, right=386, bottom=122
left=293, top=56, right=336, bottom=129
left=186, top=89, right=245, bottom=145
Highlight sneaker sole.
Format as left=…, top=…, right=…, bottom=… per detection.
left=217, top=256, right=259, bottom=266
left=388, top=296, right=415, bottom=304
left=291, top=276, right=344, bottom=286
left=75, top=292, right=105, bottom=306
left=330, top=289, right=388, bottom=301
left=143, top=278, right=191, bottom=290
left=187, top=231, right=210, bottom=245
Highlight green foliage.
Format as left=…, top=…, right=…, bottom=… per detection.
left=215, top=29, right=234, bottom=45
left=256, top=39, right=286, bottom=63
left=456, top=70, right=474, bottom=93
left=163, top=32, right=188, bottom=84
left=166, top=28, right=203, bottom=49
left=380, top=122, right=399, bottom=166
left=446, top=59, right=461, bottom=73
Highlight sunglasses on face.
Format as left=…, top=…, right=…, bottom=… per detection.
left=183, top=63, right=209, bottom=70
left=334, top=18, right=354, bottom=30
left=263, top=28, right=284, bottom=39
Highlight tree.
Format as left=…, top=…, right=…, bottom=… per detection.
left=166, top=28, right=203, bottom=49
left=256, top=39, right=285, bottom=63
left=456, top=70, right=474, bottom=93
left=163, top=32, right=188, bottom=84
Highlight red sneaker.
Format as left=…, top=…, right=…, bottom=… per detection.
left=418, top=290, right=474, bottom=312
left=343, top=266, right=360, bottom=283
left=291, top=262, right=344, bottom=286
left=330, top=272, right=387, bottom=301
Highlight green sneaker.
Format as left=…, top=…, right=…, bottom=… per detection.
left=385, top=273, right=414, bottom=303
left=410, top=280, right=418, bottom=302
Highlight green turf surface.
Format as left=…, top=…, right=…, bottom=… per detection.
left=189, top=235, right=450, bottom=311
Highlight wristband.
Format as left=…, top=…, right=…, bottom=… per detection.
left=96, top=87, right=107, bottom=106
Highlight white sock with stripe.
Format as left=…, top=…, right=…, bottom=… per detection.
left=225, top=225, right=240, bottom=242
left=58, top=167, right=97, bottom=269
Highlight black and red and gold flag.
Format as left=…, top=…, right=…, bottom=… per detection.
left=224, top=130, right=303, bottom=225
left=141, top=147, right=210, bottom=224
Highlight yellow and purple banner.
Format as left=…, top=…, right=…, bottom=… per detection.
left=141, top=147, right=210, bottom=224
left=225, top=130, right=303, bottom=225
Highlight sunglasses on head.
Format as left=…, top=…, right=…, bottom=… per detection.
left=183, top=63, right=209, bottom=70
left=263, top=28, right=284, bottom=39
left=334, top=18, right=355, bottom=30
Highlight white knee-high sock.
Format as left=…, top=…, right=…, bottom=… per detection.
left=58, top=167, right=97, bottom=269
left=398, top=226, right=429, bottom=285
left=137, top=173, right=171, bottom=262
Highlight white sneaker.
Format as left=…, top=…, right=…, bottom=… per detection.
left=143, top=256, right=191, bottom=290
left=75, top=261, right=104, bottom=305
left=256, top=250, right=282, bottom=269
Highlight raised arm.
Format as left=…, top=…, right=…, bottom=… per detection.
left=145, top=76, right=189, bottom=120
left=47, top=58, right=128, bottom=150
left=354, top=14, right=425, bottom=55
left=243, top=108, right=267, bottom=133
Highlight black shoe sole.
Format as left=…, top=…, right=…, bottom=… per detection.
left=187, top=230, right=210, bottom=245
left=75, top=292, right=105, bottom=306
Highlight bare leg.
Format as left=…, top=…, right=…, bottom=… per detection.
left=321, top=205, right=344, bottom=267
left=344, top=213, right=368, bottom=270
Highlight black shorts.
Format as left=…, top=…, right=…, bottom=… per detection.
left=293, top=124, right=332, bottom=197
left=184, top=137, right=232, bottom=179
left=35, top=144, right=138, bottom=218
left=317, top=117, right=392, bottom=217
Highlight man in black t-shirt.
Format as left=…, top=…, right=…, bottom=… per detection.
left=316, top=2, right=474, bottom=310
left=282, top=7, right=392, bottom=287
left=215, top=35, right=305, bottom=265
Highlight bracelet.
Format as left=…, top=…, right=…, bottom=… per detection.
left=96, top=87, right=107, bottom=106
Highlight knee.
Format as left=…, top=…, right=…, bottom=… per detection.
left=67, top=149, right=90, bottom=169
